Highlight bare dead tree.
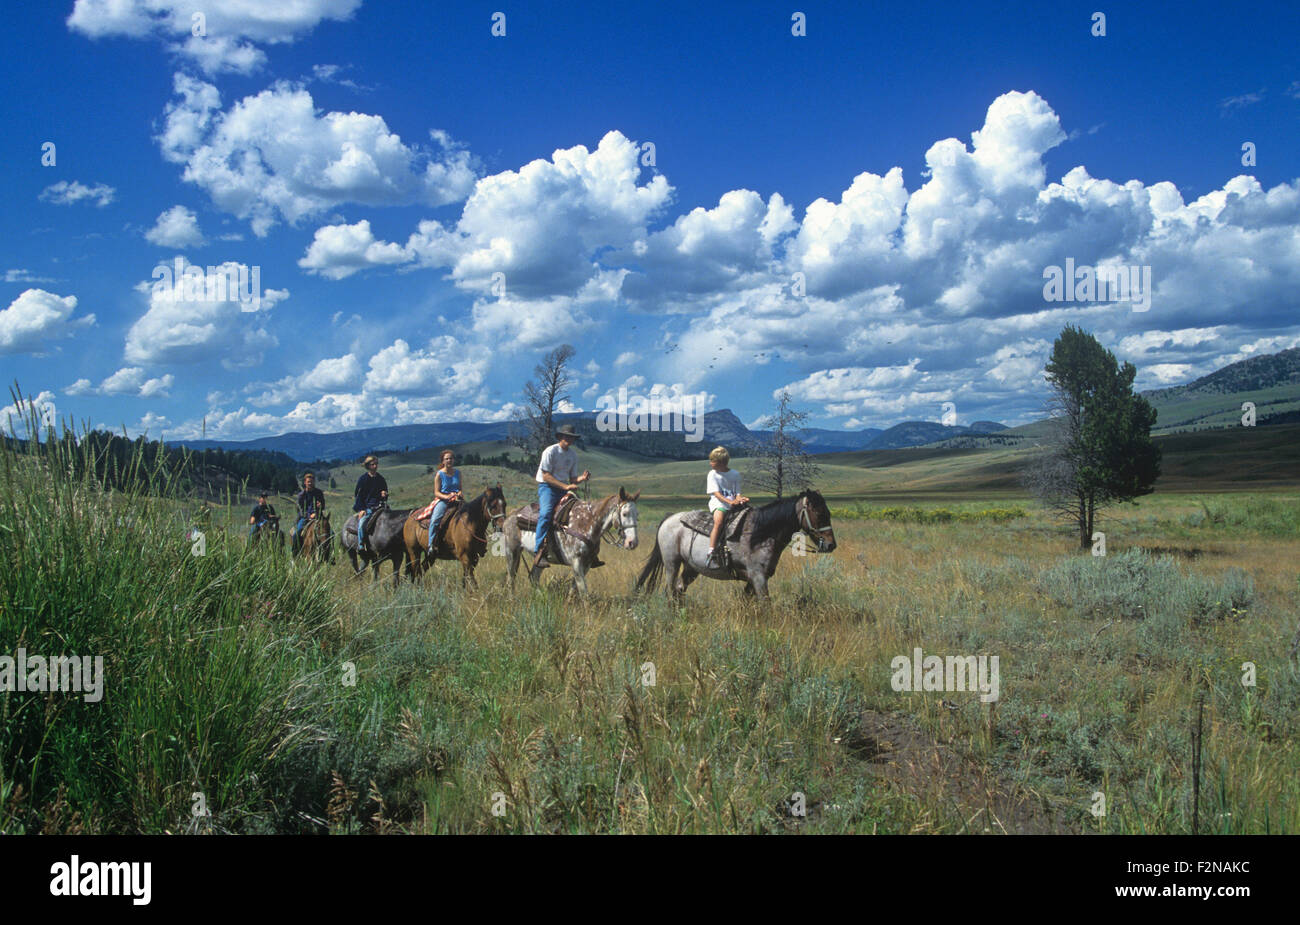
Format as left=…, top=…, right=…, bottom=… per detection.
left=746, top=390, right=820, bottom=499
left=510, top=344, right=576, bottom=460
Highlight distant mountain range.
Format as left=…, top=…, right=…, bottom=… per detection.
left=174, top=408, right=1010, bottom=463
left=172, top=347, right=1299, bottom=464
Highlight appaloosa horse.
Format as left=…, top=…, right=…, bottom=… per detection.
left=402, top=486, right=507, bottom=589
left=343, top=503, right=413, bottom=586
left=502, top=488, right=640, bottom=594
left=635, top=489, right=836, bottom=600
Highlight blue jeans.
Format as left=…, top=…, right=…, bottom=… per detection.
left=535, top=483, right=565, bottom=556
left=292, top=516, right=309, bottom=551
left=357, top=508, right=373, bottom=548
left=427, top=501, right=450, bottom=552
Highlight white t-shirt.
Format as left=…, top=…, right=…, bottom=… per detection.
left=707, top=468, right=741, bottom=511
left=535, top=442, right=579, bottom=484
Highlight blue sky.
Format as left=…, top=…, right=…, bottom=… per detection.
left=3, top=0, right=1298, bottom=441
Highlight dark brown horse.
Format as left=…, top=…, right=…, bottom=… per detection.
left=299, top=508, right=334, bottom=564
left=403, top=486, right=507, bottom=588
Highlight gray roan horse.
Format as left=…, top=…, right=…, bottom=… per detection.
left=343, top=503, right=414, bottom=586
left=502, top=488, right=640, bottom=594
left=635, top=489, right=837, bottom=600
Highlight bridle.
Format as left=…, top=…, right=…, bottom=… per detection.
left=797, top=495, right=834, bottom=551
left=465, top=493, right=507, bottom=545
left=600, top=500, right=637, bottom=548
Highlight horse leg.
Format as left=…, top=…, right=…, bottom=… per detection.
left=680, top=567, right=699, bottom=594
left=748, top=571, right=770, bottom=599
left=665, top=542, right=686, bottom=601
left=507, top=538, right=522, bottom=590
left=571, top=559, right=589, bottom=596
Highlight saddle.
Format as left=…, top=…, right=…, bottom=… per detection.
left=424, top=501, right=461, bottom=548
left=681, top=505, right=751, bottom=541
left=515, top=493, right=579, bottom=533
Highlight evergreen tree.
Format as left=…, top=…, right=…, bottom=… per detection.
left=1027, top=325, right=1162, bottom=549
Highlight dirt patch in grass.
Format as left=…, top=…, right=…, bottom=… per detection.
left=843, top=710, right=1081, bottom=834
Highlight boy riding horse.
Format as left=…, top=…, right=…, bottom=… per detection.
left=292, top=472, right=326, bottom=555
left=531, top=424, right=592, bottom=577
left=353, top=454, right=389, bottom=552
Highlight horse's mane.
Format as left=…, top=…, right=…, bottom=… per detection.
left=452, top=489, right=488, bottom=524
left=748, top=490, right=820, bottom=544
left=748, top=495, right=799, bottom=543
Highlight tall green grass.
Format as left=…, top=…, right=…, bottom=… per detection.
left=0, top=402, right=362, bottom=832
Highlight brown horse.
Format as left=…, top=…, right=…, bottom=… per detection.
left=299, top=508, right=334, bottom=564
left=402, top=486, right=507, bottom=588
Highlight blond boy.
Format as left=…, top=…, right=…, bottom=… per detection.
left=706, top=446, right=748, bottom=565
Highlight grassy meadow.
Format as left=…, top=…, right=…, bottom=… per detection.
left=2, top=423, right=1298, bottom=834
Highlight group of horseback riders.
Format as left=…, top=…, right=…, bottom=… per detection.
left=248, top=423, right=751, bottom=564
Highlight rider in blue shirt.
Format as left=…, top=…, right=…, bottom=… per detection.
left=427, top=449, right=463, bottom=553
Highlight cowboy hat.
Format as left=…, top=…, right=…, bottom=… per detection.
left=555, top=424, right=582, bottom=440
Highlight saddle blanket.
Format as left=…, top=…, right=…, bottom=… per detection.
left=681, top=506, right=750, bottom=541
left=414, top=500, right=438, bottom=522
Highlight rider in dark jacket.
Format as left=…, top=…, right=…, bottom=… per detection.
left=353, top=455, right=389, bottom=551
left=292, top=473, right=327, bottom=554
left=248, top=492, right=277, bottom=540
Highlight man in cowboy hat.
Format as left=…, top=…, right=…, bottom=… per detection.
left=531, top=423, right=590, bottom=575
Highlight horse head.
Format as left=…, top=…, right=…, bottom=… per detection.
left=797, top=489, right=836, bottom=553
left=607, top=486, right=641, bottom=549
left=485, top=484, right=508, bottom=532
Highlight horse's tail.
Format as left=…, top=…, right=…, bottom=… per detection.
left=634, top=517, right=669, bottom=593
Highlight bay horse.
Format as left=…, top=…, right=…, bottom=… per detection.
left=502, top=488, right=640, bottom=595
left=402, top=486, right=507, bottom=589
left=634, top=489, right=836, bottom=600
left=344, top=503, right=414, bottom=586
left=299, top=507, right=334, bottom=564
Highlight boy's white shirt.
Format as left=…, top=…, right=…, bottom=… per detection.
left=707, top=468, right=741, bottom=511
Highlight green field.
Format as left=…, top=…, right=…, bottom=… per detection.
left=3, top=423, right=1298, bottom=834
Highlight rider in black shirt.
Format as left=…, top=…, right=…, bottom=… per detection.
left=353, top=455, right=389, bottom=551
left=248, top=492, right=277, bottom=540
left=292, top=473, right=327, bottom=553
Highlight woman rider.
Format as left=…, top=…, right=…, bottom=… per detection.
left=427, top=449, right=463, bottom=553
